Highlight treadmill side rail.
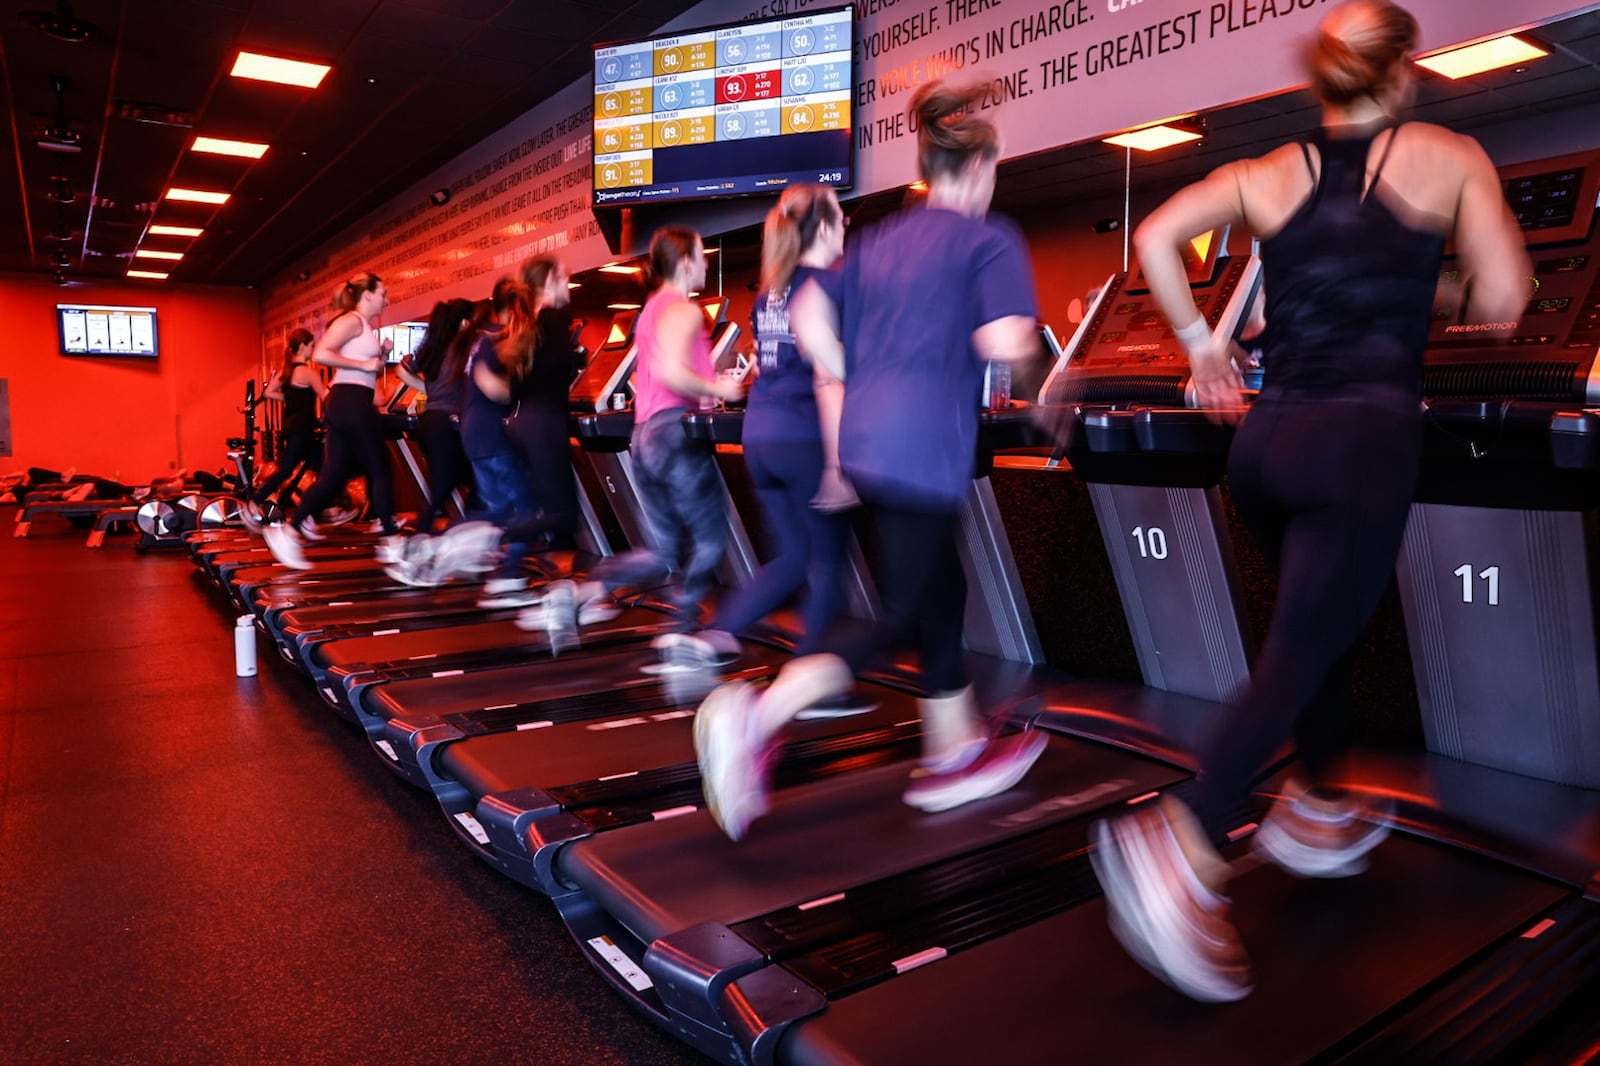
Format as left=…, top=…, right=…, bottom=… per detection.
left=646, top=921, right=770, bottom=1030
left=723, top=965, right=829, bottom=1066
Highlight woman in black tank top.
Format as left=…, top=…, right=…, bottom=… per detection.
left=250, top=328, right=326, bottom=516
left=1090, top=0, right=1529, bottom=1003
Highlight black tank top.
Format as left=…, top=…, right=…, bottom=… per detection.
left=281, top=381, right=318, bottom=432
left=1258, top=124, right=1445, bottom=398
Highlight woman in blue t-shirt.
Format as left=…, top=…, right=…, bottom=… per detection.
left=661, top=185, right=851, bottom=666
left=396, top=298, right=477, bottom=533
left=694, top=78, right=1048, bottom=841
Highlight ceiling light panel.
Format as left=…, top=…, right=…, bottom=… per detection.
left=1103, top=124, right=1205, bottom=152
left=127, top=270, right=169, bottom=280
left=148, top=225, right=203, bottom=237
left=166, top=188, right=230, bottom=204
left=1415, top=36, right=1548, bottom=79
left=230, top=52, right=331, bottom=88
left=134, top=249, right=184, bottom=260
left=192, top=136, right=269, bottom=158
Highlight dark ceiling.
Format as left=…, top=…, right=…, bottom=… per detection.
left=0, top=0, right=705, bottom=287
left=4, top=2, right=1599, bottom=295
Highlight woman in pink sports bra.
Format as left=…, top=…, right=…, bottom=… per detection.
left=264, top=273, right=404, bottom=570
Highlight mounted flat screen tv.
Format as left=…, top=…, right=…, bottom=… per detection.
left=58, top=304, right=158, bottom=357
left=592, top=6, right=854, bottom=207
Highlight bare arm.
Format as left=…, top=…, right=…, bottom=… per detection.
left=262, top=371, right=284, bottom=402
left=1133, top=163, right=1251, bottom=417
left=650, top=299, right=741, bottom=401
left=1452, top=136, right=1531, bottom=327
left=791, top=278, right=846, bottom=382
left=312, top=313, right=383, bottom=372
left=395, top=363, right=427, bottom=393
left=301, top=364, right=329, bottom=400
left=472, top=356, right=511, bottom=404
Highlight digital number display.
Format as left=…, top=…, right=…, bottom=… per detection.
left=594, top=7, right=853, bottom=206
left=1537, top=256, right=1590, bottom=275
left=1529, top=297, right=1572, bottom=314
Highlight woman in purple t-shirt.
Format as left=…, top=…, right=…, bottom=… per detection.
left=694, top=78, right=1047, bottom=841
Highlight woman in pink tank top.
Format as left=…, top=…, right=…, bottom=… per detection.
left=554, top=227, right=743, bottom=641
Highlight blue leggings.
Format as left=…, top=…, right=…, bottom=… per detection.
left=710, top=437, right=849, bottom=653
left=1190, top=392, right=1422, bottom=843
left=591, top=408, right=727, bottom=625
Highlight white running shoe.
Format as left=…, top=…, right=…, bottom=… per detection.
left=653, top=631, right=739, bottom=669
left=694, top=681, right=773, bottom=842
left=1090, top=807, right=1253, bottom=1003
left=262, top=523, right=311, bottom=570
left=1254, top=789, right=1393, bottom=879
left=299, top=518, right=327, bottom=542
left=376, top=534, right=409, bottom=565
left=478, top=577, right=540, bottom=609
left=901, top=729, right=1048, bottom=813
left=238, top=500, right=265, bottom=534
left=542, top=579, right=579, bottom=655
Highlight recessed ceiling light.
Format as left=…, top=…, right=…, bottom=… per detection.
left=192, top=136, right=269, bottom=159
left=1415, top=35, right=1548, bottom=79
left=166, top=187, right=230, bottom=204
left=148, top=225, right=203, bottom=237
left=607, top=302, right=642, bottom=310
left=1103, top=124, right=1205, bottom=152
left=230, top=51, right=331, bottom=89
left=599, top=264, right=642, bottom=275
left=127, top=269, right=169, bottom=280
left=134, top=249, right=184, bottom=260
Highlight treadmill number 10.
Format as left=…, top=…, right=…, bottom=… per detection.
left=1131, top=526, right=1169, bottom=560
left=1453, top=563, right=1501, bottom=606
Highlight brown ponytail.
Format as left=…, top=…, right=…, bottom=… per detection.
left=760, top=185, right=842, bottom=292
left=279, top=328, right=313, bottom=383
left=1307, top=0, right=1418, bottom=106
left=645, top=225, right=702, bottom=291
left=331, top=272, right=382, bottom=314
left=911, top=78, right=1000, bottom=184
left=497, top=255, right=565, bottom=380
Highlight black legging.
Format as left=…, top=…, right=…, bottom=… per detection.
left=1190, top=390, right=1422, bottom=843
left=496, top=405, right=579, bottom=577
left=813, top=499, right=968, bottom=694
left=252, top=427, right=321, bottom=510
left=413, top=408, right=473, bottom=532
left=291, top=384, right=398, bottom=534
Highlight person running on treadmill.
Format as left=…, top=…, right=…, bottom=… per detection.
left=459, top=281, right=535, bottom=534
left=659, top=185, right=852, bottom=668
left=1089, top=0, right=1529, bottom=1003
left=395, top=299, right=478, bottom=533
left=693, top=77, right=1049, bottom=841
left=471, top=256, right=592, bottom=610
left=245, top=329, right=325, bottom=524
left=549, top=227, right=745, bottom=644
left=264, top=274, right=405, bottom=570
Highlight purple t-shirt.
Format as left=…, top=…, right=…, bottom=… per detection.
left=744, top=265, right=842, bottom=447
left=460, top=325, right=513, bottom=459
left=838, top=206, right=1037, bottom=510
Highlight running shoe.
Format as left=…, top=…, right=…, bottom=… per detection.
left=262, top=523, right=310, bottom=570
left=299, top=518, right=327, bottom=542
left=694, top=681, right=773, bottom=842
left=902, top=729, right=1048, bottom=813
left=542, top=579, right=579, bottom=655
left=477, top=577, right=539, bottom=609
left=237, top=500, right=265, bottom=534
left=795, top=693, right=881, bottom=720
left=1254, top=788, right=1393, bottom=879
left=1090, top=807, right=1253, bottom=1003
left=654, top=631, right=739, bottom=669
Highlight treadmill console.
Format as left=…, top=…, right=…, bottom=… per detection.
left=1044, top=237, right=1260, bottom=406
left=1425, top=150, right=1600, bottom=401
left=570, top=310, right=639, bottom=413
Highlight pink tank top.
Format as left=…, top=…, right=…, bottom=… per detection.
left=631, top=288, right=712, bottom=425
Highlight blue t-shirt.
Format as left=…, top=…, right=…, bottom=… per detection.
left=460, top=326, right=513, bottom=459
left=838, top=206, right=1037, bottom=510
left=744, top=265, right=842, bottom=447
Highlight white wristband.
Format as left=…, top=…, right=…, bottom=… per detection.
left=1173, top=317, right=1212, bottom=356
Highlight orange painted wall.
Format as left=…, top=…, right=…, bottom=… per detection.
left=0, top=272, right=261, bottom=480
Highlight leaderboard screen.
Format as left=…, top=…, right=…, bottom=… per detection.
left=57, top=304, right=158, bottom=357
left=592, top=7, right=853, bottom=207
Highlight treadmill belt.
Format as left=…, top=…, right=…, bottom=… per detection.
left=559, top=734, right=1186, bottom=944
left=780, top=834, right=1570, bottom=1066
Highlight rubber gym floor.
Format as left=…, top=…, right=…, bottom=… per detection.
left=0, top=517, right=706, bottom=1066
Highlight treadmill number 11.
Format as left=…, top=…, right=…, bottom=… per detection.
left=1453, top=563, right=1501, bottom=606
left=1131, top=526, right=1168, bottom=560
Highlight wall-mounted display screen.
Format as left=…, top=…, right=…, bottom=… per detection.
left=592, top=6, right=853, bottom=207
left=379, top=322, right=429, bottom=364
left=58, top=304, right=158, bottom=357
